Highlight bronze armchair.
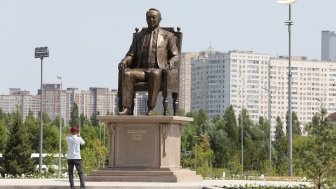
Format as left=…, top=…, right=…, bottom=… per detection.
left=118, top=27, right=183, bottom=115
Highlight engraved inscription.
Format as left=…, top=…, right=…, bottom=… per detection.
left=127, top=130, right=148, bottom=141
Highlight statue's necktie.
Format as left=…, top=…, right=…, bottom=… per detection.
left=148, top=31, right=157, bottom=68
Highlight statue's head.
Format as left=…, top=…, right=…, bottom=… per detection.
left=146, top=8, right=161, bottom=31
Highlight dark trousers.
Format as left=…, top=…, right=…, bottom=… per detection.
left=122, top=68, right=162, bottom=109
left=67, top=159, right=85, bottom=188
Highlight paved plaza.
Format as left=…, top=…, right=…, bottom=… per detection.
left=0, top=178, right=312, bottom=189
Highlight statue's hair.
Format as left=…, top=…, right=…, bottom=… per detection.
left=146, top=8, right=161, bottom=18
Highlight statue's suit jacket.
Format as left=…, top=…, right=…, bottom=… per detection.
left=122, top=27, right=180, bottom=69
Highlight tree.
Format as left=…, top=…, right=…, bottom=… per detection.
left=181, top=122, right=197, bottom=169
left=193, top=109, right=210, bottom=135
left=90, top=112, right=99, bottom=127
left=25, top=111, right=40, bottom=152
left=1, top=110, right=35, bottom=177
left=286, top=111, right=301, bottom=136
left=243, top=123, right=268, bottom=172
left=258, top=116, right=274, bottom=175
left=292, top=135, right=309, bottom=176
left=193, top=134, right=214, bottom=177
left=181, top=110, right=204, bottom=169
left=43, top=122, right=59, bottom=153
left=208, top=117, right=232, bottom=168
left=0, top=122, right=6, bottom=152
left=223, top=106, right=239, bottom=146
left=240, top=112, right=268, bottom=172
left=70, top=103, right=80, bottom=126
left=273, top=116, right=288, bottom=175
left=303, top=108, right=336, bottom=188
left=80, top=122, right=108, bottom=173
left=274, top=116, right=285, bottom=141
left=42, top=111, right=51, bottom=124
left=0, top=109, right=7, bottom=152
left=292, top=112, right=301, bottom=136
left=80, top=113, right=86, bottom=128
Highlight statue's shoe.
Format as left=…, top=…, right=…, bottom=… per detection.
left=118, top=107, right=130, bottom=115
left=147, top=109, right=154, bottom=116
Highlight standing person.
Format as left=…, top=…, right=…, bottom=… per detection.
left=66, top=126, right=85, bottom=189
left=118, top=8, right=180, bottom=115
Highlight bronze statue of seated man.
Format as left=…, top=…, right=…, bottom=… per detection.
left=118, top=8, right=180, bottom=115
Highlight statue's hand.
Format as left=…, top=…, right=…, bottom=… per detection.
left=118, top=62, right=125, bottom=70
left=166, top=61, right=174, bottom=70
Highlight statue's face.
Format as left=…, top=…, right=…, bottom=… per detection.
left=146, top=10, right=161, bottom=31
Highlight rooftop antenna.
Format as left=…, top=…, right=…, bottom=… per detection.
left=207, top=41, right=214, bottom=54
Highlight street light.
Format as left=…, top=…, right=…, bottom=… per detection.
left=277, top=0, right=297, bottom=177
left=314, top=97, right=322, bottom=107
left=193, top=136, right=199, bottom=171
left=57, top=76, right=62, bottom=178
left=234, top=105, right=243, bottom=175
left=262, top=87, right=272, bottom=164
left=35, top=47, right=49, bottom=173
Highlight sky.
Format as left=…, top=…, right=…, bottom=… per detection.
left=0, top=0, right=335, bottom=95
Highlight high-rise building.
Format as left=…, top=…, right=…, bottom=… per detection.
left=191, top=50, right=217, bottom=113
left=38, top=84, right=61, bottom=120
left=191, top=50, right=270, bottom=119
left=191, top=49, right=336, bottom=137
left=134, top=91, right=148, bottom=115
left=77, top=87, right=118, bottom=118
left=62, top=87, right=118, bottom=123
left=322, top=30, right=336, bottom=61
left=84, top=87, right=118, bottom=116
left=64, top=88, right=81, bottom=126
left=9, top=88, right=21, bottom=95
left=179, top=52, right=200, bottom=113
left=0, top=86, right=118, bottom=125
left=0, top=89, right=40, bottom=119
left=270, top=56, right=336, bottom=134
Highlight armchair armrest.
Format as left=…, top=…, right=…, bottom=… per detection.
left=117, top=65, right=124, bottom=111
left=163, top=68, right=179, bottom=91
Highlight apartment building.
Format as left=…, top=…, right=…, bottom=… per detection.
left=82, top=88, right=118, bottom=117
left=270, top=56, right=336, bottom=130
left=134, top=91, right=148, bottom=116
left=322, top=30, right=336, bottom=61
left=191, top=49, right=336, bottom=137
left=39, top=84, right=61, bottom=120
left=191, top=51, right=216, bottom=113
left=228, top=51, right=271, bottom=121
left=192, top=50, right=270, bottom=116
left=0, top=89, right=40, bottom=118
left=0, top=86, right=118, bottom=124
left=63, top=88, right=81, bottom=125
left=179, top=52, right=200, bottom=113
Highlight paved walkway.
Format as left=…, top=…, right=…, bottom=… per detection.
left=0, top=179, right=312, bottom=189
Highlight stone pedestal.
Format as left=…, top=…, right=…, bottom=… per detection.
left=86, top=116, right=202, bottom=182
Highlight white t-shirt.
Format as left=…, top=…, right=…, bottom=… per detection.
left=66, top=135, right=85, bottom=159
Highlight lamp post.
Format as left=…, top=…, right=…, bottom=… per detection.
left=35, top=47, right=49, bottom=173
left=315, top=97, right=324, bottom=117
left=193, top=136, right=199, bottom=171
left=262, top=87, right=272, bottom=164
left=277, top=0, right=297, bottom=177
left=57, top=76, right=62, bottom=178
left=314, top=97, right=322, bottom=107
left=234, top=105, right=243, bottom=175
left=103, top=123, right=106, bottom=167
